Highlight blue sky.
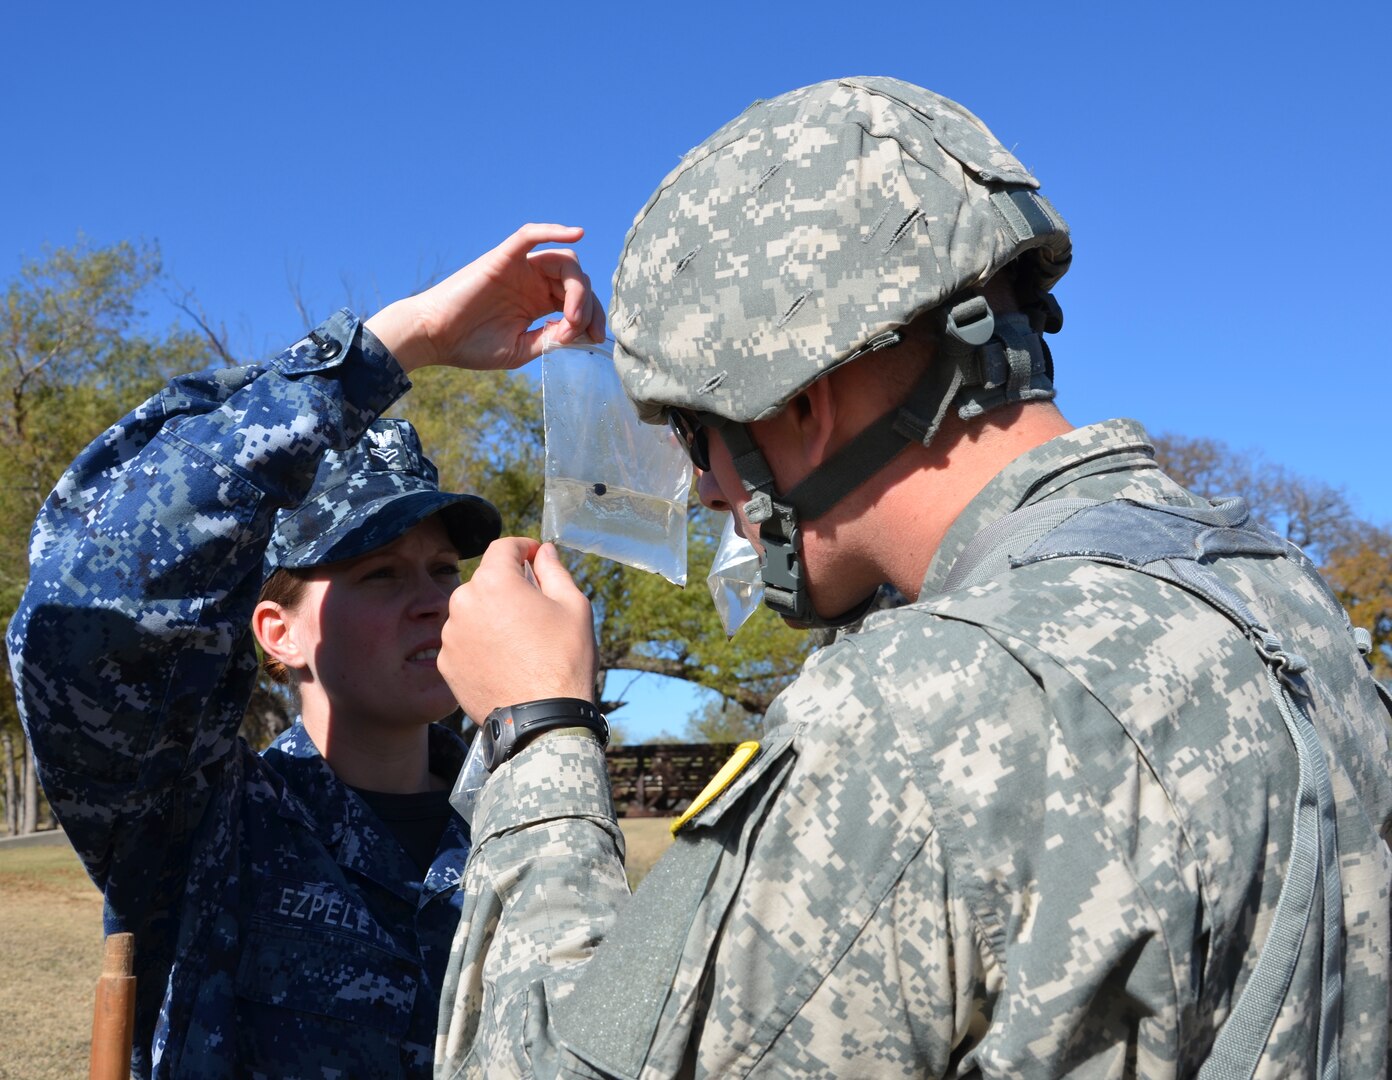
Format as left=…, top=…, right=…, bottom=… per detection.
left=5, top=1, right=1388, bottom=739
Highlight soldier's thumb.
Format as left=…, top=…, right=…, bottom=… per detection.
left=531, top=543, right=584, bottom=606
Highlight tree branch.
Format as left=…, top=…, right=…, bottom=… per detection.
left=610, top=651, right=775, bottom=714
left=169, top=288, right=237, bottom=367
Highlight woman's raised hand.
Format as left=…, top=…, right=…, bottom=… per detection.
left=366, top=224, right=606, bottom=373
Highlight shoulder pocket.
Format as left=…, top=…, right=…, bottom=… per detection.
left=680, top=733, right=798, bottom=833
left=549, top=734, right=799, bottom=1080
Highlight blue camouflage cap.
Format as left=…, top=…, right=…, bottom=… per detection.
left=267, top=418, right=501, bottom=571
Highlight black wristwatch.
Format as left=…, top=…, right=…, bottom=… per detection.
left=479, top=698, right=609, bottom=771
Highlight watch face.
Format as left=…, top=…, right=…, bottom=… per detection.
left=482, top=699, right=607, bottom=771
left=482, top=708, right=515, bottom=772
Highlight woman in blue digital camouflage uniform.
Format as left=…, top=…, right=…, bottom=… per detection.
left=7, top=224, right=604, bottom=1079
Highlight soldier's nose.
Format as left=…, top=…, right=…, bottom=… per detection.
left=696, top=468, right=730, bottom=512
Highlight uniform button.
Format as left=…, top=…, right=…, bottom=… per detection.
left=317, top=339, right=342, bottom=360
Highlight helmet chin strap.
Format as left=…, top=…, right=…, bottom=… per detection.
left=722, top=292, right=1062, bottom=629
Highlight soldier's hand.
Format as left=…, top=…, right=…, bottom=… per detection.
left=440, top=539, right=598, bottom=725
left=366, top=224, right=606, bottom=374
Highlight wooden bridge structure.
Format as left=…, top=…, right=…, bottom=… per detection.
left=605, top=742, right=736, bottom=818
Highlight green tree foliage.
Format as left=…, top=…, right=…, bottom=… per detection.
left=1319, top=528, right=1392, bottom=682
left=1153, top=432, right=1391, bottom=680
left=398, top=368, right=810, bottom=730
left=0, top=240, right=217, bottom=831
left=683, top=693, right=765, bottom=744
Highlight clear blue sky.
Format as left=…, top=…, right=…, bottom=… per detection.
left=6, top=1, right=1388, bottom=739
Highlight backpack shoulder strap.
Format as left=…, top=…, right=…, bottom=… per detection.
left=945, top=497, right=1343, bottom=1079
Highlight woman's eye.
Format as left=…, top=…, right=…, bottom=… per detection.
left=361, top=566, right=397, bottom=581
left=434, top=564, right=462, bottom=580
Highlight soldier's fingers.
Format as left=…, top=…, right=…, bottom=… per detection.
left=530, top=543, right=589, bottom=610
left=473, top=536, right=543, bottom=582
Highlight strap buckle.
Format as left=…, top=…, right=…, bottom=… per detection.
left=759, top=522, right=810, bottom=624
left=944, top=295, right=995, bottom=346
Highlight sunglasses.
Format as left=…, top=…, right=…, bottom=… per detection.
left=667, top=408, right=713, bottom=471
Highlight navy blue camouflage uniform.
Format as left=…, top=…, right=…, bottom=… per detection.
left=9, top=311, right=468, bottom=1079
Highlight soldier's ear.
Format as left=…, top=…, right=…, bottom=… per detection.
left=789, top=377, right=839, bottom=467
left=746, top=378, right=841, bottom=492
left=252, top=601, right=309, bottom=672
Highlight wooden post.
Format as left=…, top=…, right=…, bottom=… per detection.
left=90, top=932, right=135, bottom=1080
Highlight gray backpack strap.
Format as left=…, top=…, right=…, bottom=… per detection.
left=1148, top=564, right=1341, bottom=1080
left=941, top=498, right=1096, bottom=592
left=1197, top=663, right=1342, bottom=1080
left=951, top=497, right=1343, bottom=1079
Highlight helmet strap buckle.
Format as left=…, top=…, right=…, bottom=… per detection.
left=758, top=517, right=809, bottom=623
left=944, top=295, right=996, bottom=347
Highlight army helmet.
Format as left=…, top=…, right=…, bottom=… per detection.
left=610, top=77, right=1071, bottom=626
left=610, top=76, right=1070, bottom=425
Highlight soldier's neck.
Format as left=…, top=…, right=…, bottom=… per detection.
left=849, top=402, right=1075, bottom=604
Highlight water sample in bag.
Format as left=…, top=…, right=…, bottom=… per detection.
left=541, top=339, right=692, bottom=585
left=707, top=515, right=764, bottom=637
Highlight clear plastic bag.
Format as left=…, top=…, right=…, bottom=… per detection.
left=449, top=731, right=491, bottom=827
left=541, top=339, right=692, bottom=585
left=707, top=515, right=764, bottom=637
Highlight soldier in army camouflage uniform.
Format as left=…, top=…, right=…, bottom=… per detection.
left=7, top=224, right=604, bottom=1079
left=433, top=80, right=1392, bottom=1077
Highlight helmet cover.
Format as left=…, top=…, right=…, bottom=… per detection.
left=611, top=76, right=1071, bottom=424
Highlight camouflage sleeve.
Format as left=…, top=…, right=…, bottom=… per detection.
left=435, top=731, right=629, bottom=1079
left=433, top=632, right=970, bottom=1079
left=6, top=310, right=409, bottom=891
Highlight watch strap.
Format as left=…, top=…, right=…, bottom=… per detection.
left=482, top=698, right=608, bottom=770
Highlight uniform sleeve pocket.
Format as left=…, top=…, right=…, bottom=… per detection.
left=549, top=733, right=800, bottom=1079
left=681, top=732, right=799, bottom=833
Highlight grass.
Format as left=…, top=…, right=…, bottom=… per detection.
left=0, top=819, right=675, bottom=1077
left=619, top=815, right=677, bottom=888
left=0, top=842, right=106, bottom=1080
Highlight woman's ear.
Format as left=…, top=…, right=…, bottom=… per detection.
left=252, top=601, right=307, bottom=673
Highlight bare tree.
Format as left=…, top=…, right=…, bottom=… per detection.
left=1153, top=433, right=1355, bottom=561
left=2, top=730, right=16, bottom=836
left=1154, top=431, right=1389, bottom=678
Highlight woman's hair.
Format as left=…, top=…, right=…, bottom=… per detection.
left=257, top=567, right=312, bottom=684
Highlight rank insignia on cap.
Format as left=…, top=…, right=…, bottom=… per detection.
left=365, top=427, right=401, bottom=468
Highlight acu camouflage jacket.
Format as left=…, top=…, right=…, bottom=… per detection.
left=438, top=419, right=1392, bottom=1079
